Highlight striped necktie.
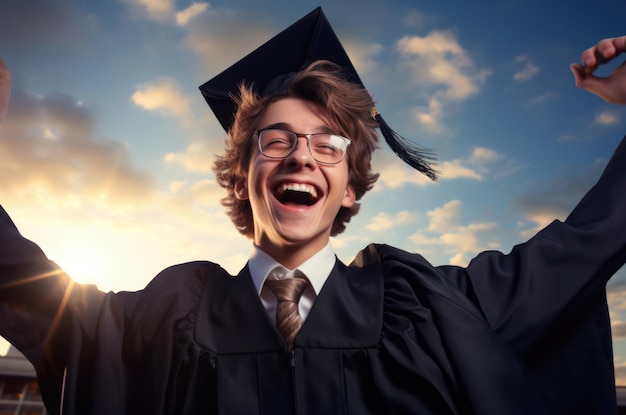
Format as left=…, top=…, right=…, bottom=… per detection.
left=264, top=270, right=310, bottom=349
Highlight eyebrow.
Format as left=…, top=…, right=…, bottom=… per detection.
left=260, top=122, right=337, bottom=135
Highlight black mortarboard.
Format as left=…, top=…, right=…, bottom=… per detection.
left=199, top=7, right=438, bottom=180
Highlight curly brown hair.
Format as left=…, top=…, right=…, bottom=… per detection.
left=213, top=60, right=380, bottom=238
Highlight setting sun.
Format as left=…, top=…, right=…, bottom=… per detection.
left=54, top=242, right=106, bottom=287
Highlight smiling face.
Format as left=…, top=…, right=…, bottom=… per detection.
left=235, top=97, right=356, bottom=268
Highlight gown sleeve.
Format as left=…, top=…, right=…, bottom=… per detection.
left=438, top=134, right=626, bottom=351
left=0, top=206, right=212, bottom=415
left=435, top=135, right=626, bottom=414
left=0, top=206, right=112, bottom=410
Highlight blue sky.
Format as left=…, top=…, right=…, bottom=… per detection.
left=1, top=0, right=626, bottom=383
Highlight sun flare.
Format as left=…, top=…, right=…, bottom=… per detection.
left=54, top=241, right=109, bottom=288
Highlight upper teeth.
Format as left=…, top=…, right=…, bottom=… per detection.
left=281, top=183, right=318, bottom=199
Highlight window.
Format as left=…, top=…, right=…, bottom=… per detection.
left=0, top=381, right=23, bottom=401
left=0, top=380, right=46, bottom=415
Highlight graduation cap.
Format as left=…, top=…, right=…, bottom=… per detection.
left=199, top=7, right=438, bottom=180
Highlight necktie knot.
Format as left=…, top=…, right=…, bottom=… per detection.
left=264, top=270, right=310, bottom=349
left=264, top=276, right=309, bottom=303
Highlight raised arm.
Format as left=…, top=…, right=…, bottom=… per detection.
left=441, top=35, right=626, bottom=350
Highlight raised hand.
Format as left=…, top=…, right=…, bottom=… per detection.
left=570, top=36, right=626, bottom=104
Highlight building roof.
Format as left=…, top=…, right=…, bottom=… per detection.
left=0, top=346, right=36, bottom=377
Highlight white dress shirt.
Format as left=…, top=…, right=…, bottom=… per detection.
left=248, top=241, right=336, bottom=325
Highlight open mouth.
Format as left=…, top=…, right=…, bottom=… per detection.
left=274, top=183, right=320, bottom=207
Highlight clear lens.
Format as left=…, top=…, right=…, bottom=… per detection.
left=257, top=129, right=350, bottom=164
left=258, top=129, right=294, bottom=157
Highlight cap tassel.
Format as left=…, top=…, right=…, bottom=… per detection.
left=371, top=108, right=438, bottom=181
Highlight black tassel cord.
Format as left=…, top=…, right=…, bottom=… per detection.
left=374, top=112, right=439, bottom=181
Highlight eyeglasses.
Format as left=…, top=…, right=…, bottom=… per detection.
left=255, top=128, right=351, bottom=165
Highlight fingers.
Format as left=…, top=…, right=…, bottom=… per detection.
left=569, top=63, right=585, bottom=86
left=579, top=36, right=626, bottom=74
left=570, top=59, right=626, bottom=104
left=569, top=62, right=605, bottom=94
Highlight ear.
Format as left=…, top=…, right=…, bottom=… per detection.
left=234, top=179, right=249, bottom=200
left=341, top=185, right=356, bottom=208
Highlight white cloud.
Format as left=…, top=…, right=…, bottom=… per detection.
left=122, top=0, right=209, bottom=25
left=176, top=2, right=209, bottom=26
left=396, top=30, right=491, bottom=133
left=468, top=147, right=502, bottom=164
left=373, top=145, right=503, bottom=188
left=408, top=233, right=439, bottom=246
left=373, top=151, right=435, bottom=189
left=524, top=92, right=559, bottom=109
left=595, top=110, right=620, bottom=126
left=607, top=280, right=626, bottom=325
left=440, top=221, right=497, bottom=248
left=518, top=212, right=562, bottom=240
left=131, top=77, right=194, bottom=126
left=428, top=200, right=461, bottom=233
left=164, top=140, right=220, bottom=173
left=366, top=211, right=416, bottom=232
left=0, top=88, right=155, bottom=208
left=438, top=160, right=483, bottom=180
left=408, top=199, right=499, bottom=266
left=124, top=0, right=176, bottom=22
left=411, top=98, right=444, bottom=132
left=0, top=89, right=248, bottom=294
left=615, top=361, right=626, bottom=385
left=513, top=55, right=539, bottom=81
left=612, top=320, right=626, bottom=337
left=397, top=31, right=465, bottom=59
left=439, top=146, right=504, bottom=180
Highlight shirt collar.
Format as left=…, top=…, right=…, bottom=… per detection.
left=248, top=241, right=336, bottom=296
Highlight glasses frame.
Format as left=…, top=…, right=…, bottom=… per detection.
left=254, top=128, right=351, bottom=165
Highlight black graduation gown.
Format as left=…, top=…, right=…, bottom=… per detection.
left=1, top=135, right=625, bottom=414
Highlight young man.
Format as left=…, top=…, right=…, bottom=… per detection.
left=1, top=8, right=625, bottom=415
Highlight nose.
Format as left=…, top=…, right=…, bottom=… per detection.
left=284, top=137, right=315, bottom=169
